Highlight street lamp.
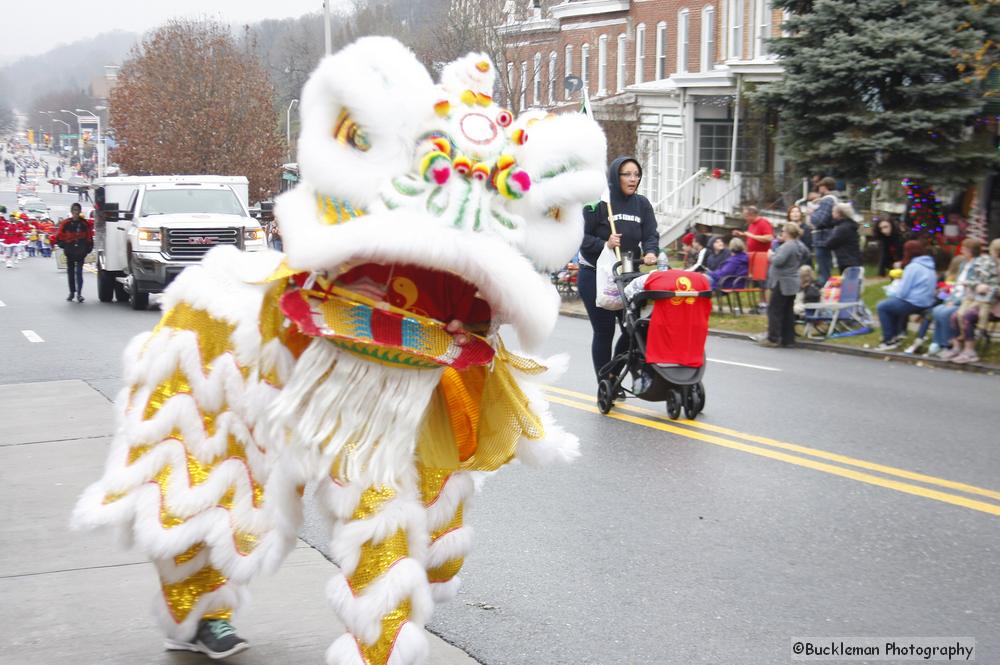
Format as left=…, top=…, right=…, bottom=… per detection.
left=76, top=108, right=104, bottom=178
left=60, top=110, right=83, bottom=164
left=286, top=99, right=299, bottom=163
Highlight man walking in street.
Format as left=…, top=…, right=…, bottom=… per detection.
left=55, top=203, right=93, bottom=302
left=810, top=177, right=839, bottom=286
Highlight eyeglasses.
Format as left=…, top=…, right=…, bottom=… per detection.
left=618, top=172, right=640, bottom=179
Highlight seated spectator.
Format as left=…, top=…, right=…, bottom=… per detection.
left=794, top=264, right=821, bottom=316
left=939, top=238, right=1000, bottom=364
left=703, top=236, right=730, bottom=272
left=687, top=234, right=710, bottom=272
left=708, top=237, right=749, bottom=288
left=929, top=239, right=980, bottom=356
left=875, top=240, right=937, bottom=351
left=826, top=202, right=862, bottom=275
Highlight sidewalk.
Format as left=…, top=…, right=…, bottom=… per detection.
left=557, top=297, right=1000, bottom=375
left=0, top=379, right=479, bottom=665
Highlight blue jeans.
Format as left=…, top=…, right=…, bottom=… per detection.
left=876, top=297, right=923, bottom=342
left=815, top=245, right=833, bottom=286
left=931, top=303, right=959, bottom=347
left=66, top=257, right=85, bottom=295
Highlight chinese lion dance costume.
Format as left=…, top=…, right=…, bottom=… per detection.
left=73, top=37, right=606, bottom=664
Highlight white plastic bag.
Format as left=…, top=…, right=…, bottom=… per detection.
left=595, top=243, right=623, bottom=310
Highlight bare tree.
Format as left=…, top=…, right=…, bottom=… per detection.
left=109, top=19, right=283, bottom=202
left=421, top=0, right=528, bottom=106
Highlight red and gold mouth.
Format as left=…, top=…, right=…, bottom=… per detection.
left=279, top=262, right=495, bottom=370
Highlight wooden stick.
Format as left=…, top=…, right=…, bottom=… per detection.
left=605, top=199, right=621, bottom=262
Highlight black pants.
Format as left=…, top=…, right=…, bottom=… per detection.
left=577, top=265, right=627, bottom=377
left=767, top=288, right=796, bottom=346
left=66, top=256, right=84, bottom=295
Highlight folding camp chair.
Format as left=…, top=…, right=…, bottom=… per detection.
left=714, top=252, right=768, bottom=315
left=800, top=266, right=873, bottom=338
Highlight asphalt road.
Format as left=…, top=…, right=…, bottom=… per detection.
left=2, top=184, right=998, bottom=663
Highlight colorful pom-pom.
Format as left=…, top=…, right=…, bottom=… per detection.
left=476, top=61, right=490, bottom=73
left=496, top=167, right=532, bottom=200
left=471, top=162, right=490, bottom=181
left=419, top=151, right=452, bottom=185
left=496, top=154, right=516, bottom=171
left=430, top=136, right=452, bottom=156
left=511, top=128, right=528, bottom=145
left=476, top=93, right=492, bottom=107
left=453, top=156, right=472, bottom=176
left=434, top=100, right=451, bottom=117
left=460, top=90, right=477, bottom=106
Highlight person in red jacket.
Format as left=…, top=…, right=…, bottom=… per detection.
left=2, top=214, right=27, bottom=268
left=54, top=202, right=94, bottom=302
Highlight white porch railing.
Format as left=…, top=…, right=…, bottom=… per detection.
left=654, top=171, right=743, bottom=247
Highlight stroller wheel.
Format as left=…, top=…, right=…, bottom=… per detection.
left=597, top=379, right=614, bottom=415
left=665, top=389, right=682, bottom=420
left=684, top=382, right=705, bottom=419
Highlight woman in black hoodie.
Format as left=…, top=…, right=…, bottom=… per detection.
left=578, top=156, right=660, bottom=378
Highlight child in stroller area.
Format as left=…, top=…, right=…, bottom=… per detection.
left=596, top=266, right=713, bottom=420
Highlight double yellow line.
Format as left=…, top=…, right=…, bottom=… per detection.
left=543, top=385, right=1000, bottom=517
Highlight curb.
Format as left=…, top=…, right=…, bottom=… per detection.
left=558, top=304, right=999, bottom=376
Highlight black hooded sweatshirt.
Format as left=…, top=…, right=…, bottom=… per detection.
left=579, top=156, right=659, bottom=267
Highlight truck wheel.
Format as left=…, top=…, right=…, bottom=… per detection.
left=130, top=287, right=149, bottom=310
left=97, top=269, right=115, bottom=302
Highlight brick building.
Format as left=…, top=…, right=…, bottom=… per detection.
left=501, top=0, right=789, bottom=241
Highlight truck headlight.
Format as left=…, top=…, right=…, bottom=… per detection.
left=137, top=228, right=161, bottom=242
left=136, top=228, right=162, bottom=249
left=244, top=228, right=265, bottom=242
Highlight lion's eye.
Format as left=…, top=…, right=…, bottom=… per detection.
left=496, top=110, right=513, bottom=127
left=333, top=109, right=371, bottom=152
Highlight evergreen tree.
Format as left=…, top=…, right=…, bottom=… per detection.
left=755, top=0, right=998, bottom=186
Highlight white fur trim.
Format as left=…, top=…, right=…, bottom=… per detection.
left=297, top=37, right=435, bottom=207
left=327, top=562, right=434, bottom=644
left=510, top=112, right=607, bottom=271
left=429, top=576, right=462, bottom=604
left=426, top=527, right=473, bottom=570
left=424, top=472, right=474, bottom=532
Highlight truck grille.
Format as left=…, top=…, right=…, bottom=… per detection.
left=164, top=228, right=240, bottom=260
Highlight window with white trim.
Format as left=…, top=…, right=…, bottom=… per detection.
left=754, top=0, right=772, bottom=57
left=565, top=44, right=573, bottom=100
left=655, top=22, right=667, bottom=80
left=677, top=10, right=689, bottom=73
left=548, top=51, right=557, bottom=105
left=635, top=23, right=646, bottom=85
left=701, top=6, right=715, bottom=72
left=506, top=62, right=514, bottom=104
left=532, top=52, right=542, bottom=106
left=519, top=61, right=527, bottom=111
left=597, top=35, right=608, bottom=95
left=617, top=33, right=627, bottom=91
left=728, top=0, right=742, bottom=59
left=581, top=43, right=590, bottom=90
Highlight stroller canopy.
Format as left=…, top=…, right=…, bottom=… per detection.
left=644, top=270, right=712, bottom=367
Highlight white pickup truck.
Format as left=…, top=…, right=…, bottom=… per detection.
left=93, top=176, right=267, bottom=309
